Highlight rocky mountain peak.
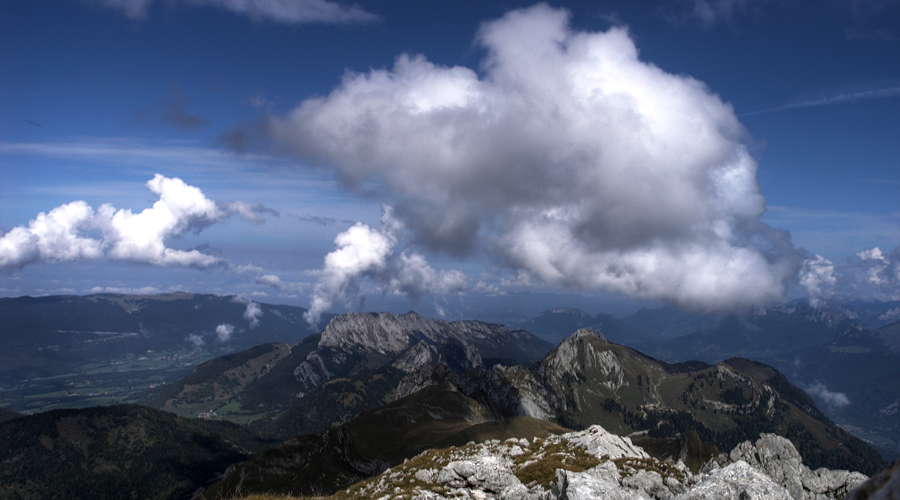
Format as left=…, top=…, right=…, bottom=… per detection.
left=571, top=328, right=608, bottom=342
left=319, top=312, right=424, bottom=354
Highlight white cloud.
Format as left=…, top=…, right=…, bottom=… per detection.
left=186, top=332, right=206, bottom=348
left=97, top=174, right=227, bottom=267
left=255, top=274, right=284, bottom=288
left=226, top=200, right=278, bottom=223
left=233, top=295, right=263, bottom=328
left=215, top=323, right=235, bottom=342
left=0, top=174, right=265, bottom=272
left=270, top=5, right=801, bottom=313
left=794, top=245, right=900, bottom=304
left=81, top=0, right=377, bottom=24
left=234, top=263, right=265, bottom=274
left=745, top=85, right=900, bottom=116
left=805, top=382, right=850, bottom=409
left=303, top=206, right=468, bottom=326
left=798, top=254, right=837, bottom=306
left=839, top=246, right=900, bottom=301
left=0, top=201, right=103, bottom=269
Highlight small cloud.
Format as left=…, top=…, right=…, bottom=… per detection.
left=255, top=274, right=284, bottom=289
left=303, top=205, right=468, bottom=326
left=234, top=263, right=264, bottom=274
left=744, top=85, right=900, bottom=116
left=233, top=295, right=262, bottom=328
left=288, top=213, right=358, bottom=227
left=805, top=382, right=850, bottom=409
left=186, top=332, right=205, bottom=348
left=798, top=255, right=836, bottom=306
left=223, top=201, right=279, bottom=223
left=215, top=323, right=235, bottom=342
left=254, top=272, right=305, bottom=293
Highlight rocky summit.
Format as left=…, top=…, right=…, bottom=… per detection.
left=318, top=425, right=867, bottom=500
left=293, top=311, right=553, bottom=396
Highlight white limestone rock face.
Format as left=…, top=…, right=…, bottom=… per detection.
left=565, top=425, right=649, bottom=460
left=555, top=467, right=652, bottom=500
left=332, top=423, right=871, bottom=500
left=674, top=460, right=793, bottom=500
left=392, top=341, right=440, bottom=373
left=437, top=456, right=521, bottom=493
left=730, top=433, right=867, bottom=500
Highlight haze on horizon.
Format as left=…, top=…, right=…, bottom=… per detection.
left=1, top=0, right=898, bottom=324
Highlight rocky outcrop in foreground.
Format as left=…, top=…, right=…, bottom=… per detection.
left=332, top=426, right=867, bottom=500
left=730, top=433, right=867, bottom=500
left=844, top=458, right=900, bottom=500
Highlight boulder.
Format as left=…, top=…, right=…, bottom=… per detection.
left=673, top=460, right=792, bottom=500
left=730, top=433, right=867, bottom=500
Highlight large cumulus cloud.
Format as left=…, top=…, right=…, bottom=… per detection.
left=0, top=174, right=265, bottom=271
left=269, top=4, right=802, bottom=312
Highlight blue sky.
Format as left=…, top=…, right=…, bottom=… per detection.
left=1, top=0, right=898, bottom=324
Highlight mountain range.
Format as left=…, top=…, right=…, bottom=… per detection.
left=137, top=311, right=553, bottom=435
left=519, top=302, right=900, bottom=461
left=1, top=293, right=899, bottom=499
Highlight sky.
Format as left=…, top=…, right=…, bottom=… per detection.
left=1, top=0, right=899, bottom=325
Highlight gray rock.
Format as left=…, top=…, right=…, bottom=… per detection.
left=622, top=469, right=673, bottom=499
left=438, top=456, right=523, bottom=495
left=415, top=467, right=437, bottom=483
left=555, top=468, right=652, bottom=500
left=844, top=459, right=900, bottom=500
left=730, top=433, right=867, bottom=500
left=565, top=425, right=649, bottom=460
left=674, top=460, right=793, bottom=500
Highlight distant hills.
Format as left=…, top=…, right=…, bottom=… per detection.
left=0, top=404, right=274, bottom=500
left=0, top=293, right=329, bottom=414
